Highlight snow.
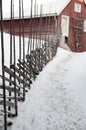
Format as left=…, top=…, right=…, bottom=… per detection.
left=0, top=32, right=43, bottom=75
left=3, top=0, right=71, bottom=19
left=7, top=47, right=86, bottom=130
left=23, top=0, right=71, bottom=17
left=41, top=0, right=71, bottom=15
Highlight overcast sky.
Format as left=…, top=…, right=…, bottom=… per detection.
left=3, top=0, right=53, bottom=13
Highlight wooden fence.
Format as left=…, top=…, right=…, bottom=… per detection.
left=0, top=0, right=59, bottom=130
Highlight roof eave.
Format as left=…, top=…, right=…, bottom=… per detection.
left=57, top=0, right=71, bottom=15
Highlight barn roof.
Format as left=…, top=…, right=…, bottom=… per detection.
left=42, top=0, right=71, bottom=15
left=23, top=0, right=71, bottom=17
left=3, top=0, right=71, bottom=19
left=4, top=0, right=86, bottom=19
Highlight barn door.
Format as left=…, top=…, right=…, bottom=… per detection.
left=61, top=15, right=69, bottom=37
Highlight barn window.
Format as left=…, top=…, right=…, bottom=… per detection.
left=83, top=20, right=86, bottom=32
left=74, top=3, right=81, bottom=13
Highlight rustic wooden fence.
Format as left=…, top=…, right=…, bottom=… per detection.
left=0, top=0, right=59, bottom=130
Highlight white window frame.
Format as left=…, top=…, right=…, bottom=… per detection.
left=83, top=20, right=86, bottom=32
left=74, top=3, right=81, bottom=13
left=61, top=15, right=69, bottom=37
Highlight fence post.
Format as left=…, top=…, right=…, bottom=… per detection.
left=0, top=0, right=7, bottom=129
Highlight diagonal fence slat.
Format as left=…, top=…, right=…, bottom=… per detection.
left=0, top=0, right=59, bottom=130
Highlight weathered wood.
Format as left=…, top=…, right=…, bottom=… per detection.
left=0, top=121, right=12, bottom=127
left=17, top=63, right=32, bottom=87
left=0, top=111, right=4, bottom=115
left=0, top=100, right=15, bottom=108
left=0, top=124, right=4, bottom=128
left=0, top=0, right=7, bottom=128
left=0, top=95, right=24, bottom=100
left=0, top=85, right=23, bottom=94
left=0, top=93, right=3, bottom=96
left=23, top=59, right=39, bottom=75
left=4, top=65, right=30, bottom=86
left=18, top=59, right=31, bottom=73
left=24, top=61, right=39, bottom=75
left=1, top=110, right=15, bottom=116
left=17, top=63, right=30, bottom=76
left=0, top=75, right=23, bottom=89
left=10, top=64, right=32, bottom=83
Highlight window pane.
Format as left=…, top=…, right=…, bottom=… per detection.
left=74, top=3, right=81, bottom=13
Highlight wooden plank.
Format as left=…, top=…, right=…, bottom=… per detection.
left=17, top=63, right=33, bottom=84
left=24, top=63, right=39, bottom=75
left=0, top=96, right=24, bottom=100
left=8, top=96, right=24, bottom=100
left=0, top=121, right=12, bottom=127
left=18, top=59, right=31, bottom=73
left=17, top=63, right=30, bottom=76
left=0, top=111, right=4, bottom=115
left=4, top=66, right=30, bottom=87
left=0, top=85, right=18, bottom=92
left=0, top=124, right=4, bottom=128
left=0, top=85, right=23, bottom=95
left=23, top=60, right=39, bottom=75
left=1, top=110, right=15, bottom=116
left=0, top=93, right=3, bottom=96
left=10, top=64, right=32, bottom=83
left=0, top=75, right=23, bottom=89
left=0, top=100, right=15, bottom=108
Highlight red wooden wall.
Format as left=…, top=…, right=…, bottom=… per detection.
left=2, top=16, right=55, bottom=38
left=57, top=0, right=86, bottom=52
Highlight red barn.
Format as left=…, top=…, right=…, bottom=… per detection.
left=2, top=0, right=86, bottom=52
left=53, top=0, right=86, bottom=52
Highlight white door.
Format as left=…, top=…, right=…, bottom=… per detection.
left=61, top=15, right=69, bottom=37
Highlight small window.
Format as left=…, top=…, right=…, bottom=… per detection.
left=83, top=20, right=86, bottom=32
left=74, top=3, right=81, bottom=13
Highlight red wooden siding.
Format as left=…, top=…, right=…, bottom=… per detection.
left=1, top=0, right=86, bottom=52
left=2, top=16, right=55, bottom=38
left=58, top=0, right=86, bottom=52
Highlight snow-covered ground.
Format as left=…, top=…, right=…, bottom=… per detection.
left=0, top=32, right=43, bottom=81
left=7, top=47, right=86, bottom=130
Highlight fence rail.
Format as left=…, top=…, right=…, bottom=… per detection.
left=0, top=0, right=59, bottom=129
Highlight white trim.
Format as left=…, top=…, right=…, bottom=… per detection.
left=84, top=0, right=86, bottom=4
left=83, top=20, right=86, bottom=32
left=61, top=15, right=69, bottom=37
left=74, top=3, right=81, bottom=13
left=57, top=0, right=71, bottom=15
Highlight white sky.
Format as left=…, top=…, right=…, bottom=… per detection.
left=2, top=0, right=53, bottom=13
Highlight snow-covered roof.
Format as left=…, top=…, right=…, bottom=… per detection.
left=42, top=0, right=71, bottom=15
left=3, top=0, right=71, bottom=19
left=25, top=0, right=71, bottom=17
left=18, top=0, right=71, bottom=16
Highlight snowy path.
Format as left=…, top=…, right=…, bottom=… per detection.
left=8, top=48, right=86, bottom=130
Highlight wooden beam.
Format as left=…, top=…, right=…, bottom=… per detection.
left=17, top=63, right=30, bottom=76
left=0, top=95, right=24, bottom=100
left=1, top=110, right=15, bottom=116
left=0, top=75, right=23, bottom=89
left=20, top=59, right=39, bottom=75
left=4, top=65, right=30, bottom=86
left=10, top=64, right=32, bottom=83
left=0, top=100, right=15, bottom=108
left=0, top=85, right=23, bottom=94
left=18, top=59, right=31, bottom=73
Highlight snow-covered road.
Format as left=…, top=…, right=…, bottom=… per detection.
left=8, top=48, right=86, bottom=130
